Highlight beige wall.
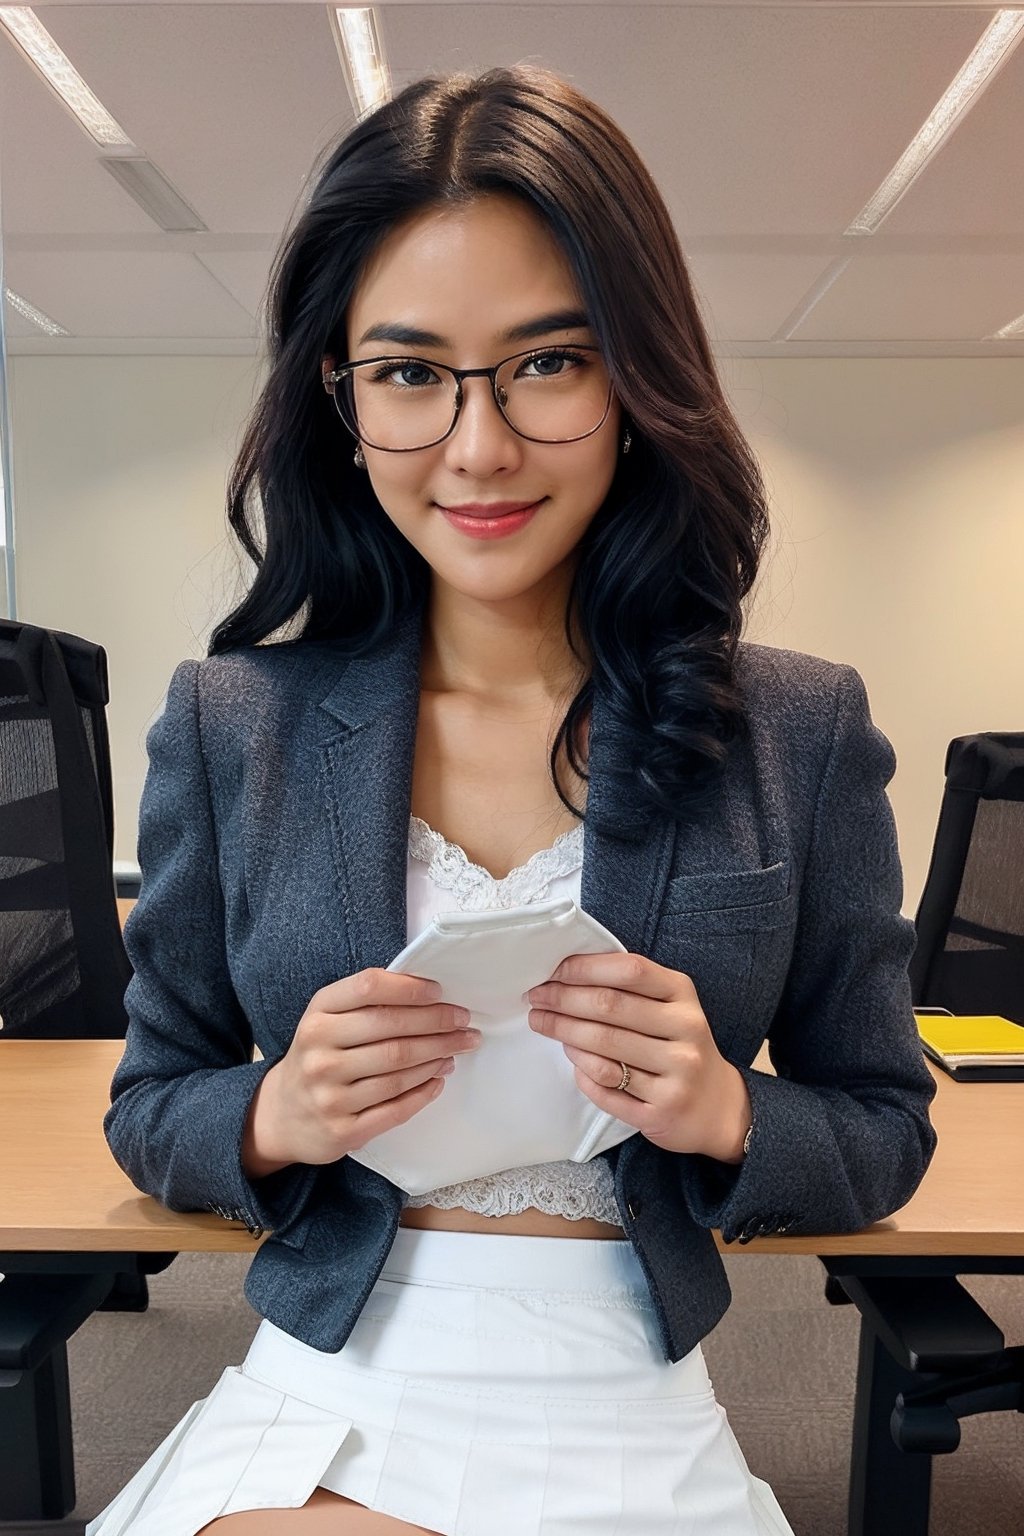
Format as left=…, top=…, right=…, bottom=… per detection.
left=10, top=355, right=259, bottom=866
left=728, top=357, right=1024, bottom=921
left=9, top=354, right=1024, bottom=913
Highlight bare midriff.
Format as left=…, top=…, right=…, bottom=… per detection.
left=404, top=680, right=626, bottom=1240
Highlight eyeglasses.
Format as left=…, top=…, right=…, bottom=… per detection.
left=322, top=345, right=614, bottom=452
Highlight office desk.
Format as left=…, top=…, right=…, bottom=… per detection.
left=1, top=1039, right=1021, bottom=1532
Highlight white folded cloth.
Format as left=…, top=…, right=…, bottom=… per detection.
left=345, top=896, right=638, bottom=1194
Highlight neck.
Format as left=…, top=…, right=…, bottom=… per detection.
left=420, top=577, right=589, bottom=707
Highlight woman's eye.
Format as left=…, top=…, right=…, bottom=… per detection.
left=399, top=363, right=437, bottom=386
left=518, top=350, right=586, bottom=378
left=370, top=361, right=437, bottom=387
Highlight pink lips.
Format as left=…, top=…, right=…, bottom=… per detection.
left=442, top=500, right=542, bottom=517
left=438, top=498, right=545, bottom=539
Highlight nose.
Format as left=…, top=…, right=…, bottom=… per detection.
left=443, top=374, right=524, bottom=477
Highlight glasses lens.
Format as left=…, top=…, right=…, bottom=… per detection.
left=343, top=360, right=458, bottom=450
left=338, top=349, right=612, bottom=449
left=495, top=348, right=612, bottom=443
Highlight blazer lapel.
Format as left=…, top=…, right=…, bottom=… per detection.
left=315, top=602, right=679, bottom=972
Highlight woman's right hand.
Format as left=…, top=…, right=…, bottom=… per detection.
left=242, top=969, right=481, bottom=1175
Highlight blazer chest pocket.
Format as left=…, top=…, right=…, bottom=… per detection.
left=653, top=859, right=798, bottom=1057
left=660, top=858, right=794, bottom=931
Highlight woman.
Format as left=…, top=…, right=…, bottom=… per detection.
left=87, top=63, right=938, bottom=1536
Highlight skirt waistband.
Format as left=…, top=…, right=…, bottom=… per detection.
left=380, top=1225, right=645, bottom=1294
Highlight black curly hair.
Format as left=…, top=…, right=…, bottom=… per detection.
left=210, top=63, right=771, bottom=835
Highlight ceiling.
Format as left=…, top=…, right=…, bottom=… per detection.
left=2, top=0, right=1023, bottom=358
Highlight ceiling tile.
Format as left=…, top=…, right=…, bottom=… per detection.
left=793, top=253, right=1024, bottom=340
left=4, top=249, right=256, bottom=337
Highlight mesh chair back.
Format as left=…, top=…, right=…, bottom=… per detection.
left=0, top=619, right=131, bottom=1038
left=908, top=732, right=1024, bottom=1024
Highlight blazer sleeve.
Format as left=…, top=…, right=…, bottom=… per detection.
left=103, top=659, right=319, bottom=1237
left=677, top=663, right=939, bottom=1244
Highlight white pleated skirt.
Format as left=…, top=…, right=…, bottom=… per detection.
left=85, top=1226, right=795, bottom=1536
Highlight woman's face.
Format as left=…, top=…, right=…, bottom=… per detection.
left=334, top=194, right=622, bottom=607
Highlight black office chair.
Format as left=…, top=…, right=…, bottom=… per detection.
left=0, top=619, right=175, bottom=1519
left=822, top=731, right=1024, bottom=1535
left=908, top=731, right=1024, bottom=1023
left=0, top=619, right=132, bottom=1038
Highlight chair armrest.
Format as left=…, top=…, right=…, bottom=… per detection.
left=836, top=1274, right=1005, bottom=1374
left=0, top=1273, right=113, bottom=1376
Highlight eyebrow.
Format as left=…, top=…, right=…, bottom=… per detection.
left=356, top=307, right=592, bottom=350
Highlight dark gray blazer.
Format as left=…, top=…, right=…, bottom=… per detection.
left=106, top=605, right=938, bottom=1363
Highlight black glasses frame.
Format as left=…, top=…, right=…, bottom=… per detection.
left=322, top=344, right=614, bottom=451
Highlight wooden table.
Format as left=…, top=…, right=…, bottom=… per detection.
left=1, top=1038, right=1022, bottom=1256
left=1, top=1039, right=1021, bottom=1533
left=2, top=1040, right=253, bottom=1254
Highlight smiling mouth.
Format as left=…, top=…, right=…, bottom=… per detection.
left=437, top=500, right=545, bottom=518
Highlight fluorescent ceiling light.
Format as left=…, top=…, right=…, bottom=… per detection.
left=332, top=7, right=391, bottom=120
left=986, top=312, right=1024, bottom=340
left=101, top=159, right=207, bottom=232
left=0, top=6, right=136, bottom=150
left=3, top=288, right=69, bottom=336
left=845, top=9, right=1024, bottom=237
left=0, top=7, right=205, bottom=229
left=774, top=257, right=852, bottom=342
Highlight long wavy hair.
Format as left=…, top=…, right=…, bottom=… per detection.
left=211, top=63, right=771, bottom=835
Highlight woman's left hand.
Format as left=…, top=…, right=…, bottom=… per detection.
left=526, top=951, right=753, bottom=1163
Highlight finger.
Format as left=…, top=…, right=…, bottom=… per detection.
left=343, top=1028, right=480, bottom=1082
left=531, top=980, right=678, bottom=1042
left=316, top=1001, right=471, bottom=1050
left=544, top=951, right=693, bottom=1003
left=569, top=1063, right=651, bottom=1132
left=346, top=1054, right=455, bottom=1113
left=313, top=968, right=445, bottom=1015
left=348, top=1071, right=449, bottom=1140
left=562, top=1043, right=657, bottom=1101
left=530, top=1003, right=667, bottom=1070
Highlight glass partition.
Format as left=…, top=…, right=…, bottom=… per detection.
left=0, top=145, right=13, bottom=619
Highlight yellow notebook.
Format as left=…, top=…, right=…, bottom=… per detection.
left=914, top=1012, right=1024, bottom=1069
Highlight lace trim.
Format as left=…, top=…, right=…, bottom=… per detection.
left=404, top=1156, right=621, bottom=1225
left=408, top=814, right=584, bottom=910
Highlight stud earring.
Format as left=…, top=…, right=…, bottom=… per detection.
left=622, top=429, right=632, bottom=455
left=354, top=443, right=366, bottom=468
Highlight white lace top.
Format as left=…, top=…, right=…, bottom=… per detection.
left=402, top=814, right=624, bottom=1225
